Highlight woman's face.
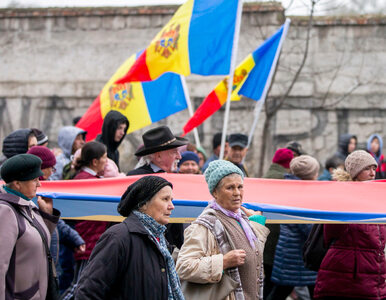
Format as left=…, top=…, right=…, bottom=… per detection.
left=179, top=160, right=200, bottom=174
left=355, top=165, right=376, bottom=181
left=370, top=137, right=380, bottom=154
left=93, top=153, right=108, bottom=174
left=213, top=174, right=243, bottom=213
left=348, top=138, right=357, bottom=154
left=41, top=167, right=55, bottom=180
left=142, top=186, right=174, bottom=225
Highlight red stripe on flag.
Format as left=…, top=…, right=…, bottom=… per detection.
left=182, top=90, right=222, bottom=136
left=115, top=51, right=151, bottom=83
left=76, top=96, right=103, bottom=141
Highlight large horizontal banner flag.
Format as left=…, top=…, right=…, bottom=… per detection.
left=115, top=0, right=240, bottom=83
left=76, top=52, right=187, bottom=141
left=182, top=19, right=290, bottom=135
left=37, top=174, right=386, bottom=223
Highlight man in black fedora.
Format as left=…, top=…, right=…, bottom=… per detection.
left=127, top=125, right=188, bottom=175
left=127, top=125, right=188, bottom=249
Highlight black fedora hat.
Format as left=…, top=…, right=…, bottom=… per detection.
left=135, top=125, right=188, bottom=156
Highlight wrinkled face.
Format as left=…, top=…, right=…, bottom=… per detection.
left=155, top=148, right=182, bottom=173
left=141, top=186, right=174, bottom=225
left=348, top=138, right=357, bottom=154
left=370, top=138, right=380, bottom=154
left=355, top=165, right=376, bottom=181
left=93, top=153, right=108, bottom=174
left=114, top=123, right=127, bottom=142
left=179, top=160, right=200, bottom=174
left=213, top=174, right=243, bottom=213
left=42, top=167, right=55, bottom=180
left=13, top=177, right=41, bottom=199
left=72, top=134, right=85, bottom=154
left=28, top=136, right=37, bottom=149
left=228, top=146, right=247, bottom=164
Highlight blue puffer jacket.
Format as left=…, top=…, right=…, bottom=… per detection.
left=271, top=223, right=317, bottom=286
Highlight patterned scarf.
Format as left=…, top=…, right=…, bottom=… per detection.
left=133, top=210, right=185, bottom=300
left=210, top=200, right=257, bottom=249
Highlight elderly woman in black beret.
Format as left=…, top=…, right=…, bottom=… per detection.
left=0, top=153, right=60, bottom=299
left=75, top=176, right=185, bottom=300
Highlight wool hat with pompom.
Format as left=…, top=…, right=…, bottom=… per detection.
left=345, top=150, right=377, bottom=179
left=204, top=160, right=244, bottom=194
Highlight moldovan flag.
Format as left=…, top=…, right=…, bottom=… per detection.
left=182, top=19, right=290, bottom=135
left=115, top=0, right=240, bottom=83
left=76, top=53, right=187, bottom=141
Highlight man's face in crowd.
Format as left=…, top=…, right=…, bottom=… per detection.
left=114, top=123, right=127, bottom=142
left=228, top=145, right=247, bottom=164
left=155, top=148, right=182, bottom=173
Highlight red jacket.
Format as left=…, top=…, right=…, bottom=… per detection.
left=314, top=224, right=386, bottom=299
left=73, top=170, right=109, bottom=260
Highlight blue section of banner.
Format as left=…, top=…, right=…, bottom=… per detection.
left=238, top=23, right=284, bottom=101
left=40, top=192, right=386, bottom=222
left=189, top=0, right=238, bottom=75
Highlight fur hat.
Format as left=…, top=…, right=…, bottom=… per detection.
left=204, top=160, right=244, bottom=194
left=290, top=155, right=320, bottom=180
left=345, top=150, right=377, bottom=179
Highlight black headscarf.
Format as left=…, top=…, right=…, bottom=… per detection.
left=117, top=176, right=173, bottom=217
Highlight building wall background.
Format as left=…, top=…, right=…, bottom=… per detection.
left=1, top=3, right=385, bottom=175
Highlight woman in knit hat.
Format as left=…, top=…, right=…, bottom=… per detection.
left=176, top=160, right=269, bottom=300
left=267, top=155, right=320, bottom=300
left=177, top=151, right=201, bottom=174
left=314, top=150, right=386, bottom=300
left=27, top=145, right=56, bottom=180
left=75, top=176, right=184, bottom=300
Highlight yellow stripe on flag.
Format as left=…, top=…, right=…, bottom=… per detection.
left=100, top=55, right=152, bottom=133
left=146, top=0, right=193, bottom=79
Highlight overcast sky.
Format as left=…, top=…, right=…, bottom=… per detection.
left=1, top=0, right=384, bottom=16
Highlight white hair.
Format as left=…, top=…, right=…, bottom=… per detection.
left=134, top=154, right=155, bottom=169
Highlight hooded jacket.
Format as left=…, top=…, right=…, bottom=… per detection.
left=367, top=134, right=386, bottom=179
left=2, top=128, right=33, bottom=159
left=96, top=111, right=129, bottom=169
left=0, top=187, right=60, bottom=300
left=314, top=170, right=386, bottom=299
left=334, top=133, right=357, bottom=161
left=50, top=126, right=86, bottom=180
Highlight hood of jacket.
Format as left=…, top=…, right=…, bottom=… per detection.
left=58, top=126, right=86, bottom=158
left=337, top=134, right=357, bottom=158
left=97, top=111, right=129, bottom=153
left=367, top=134, right=383, bottom=162
left=2, top=128, right=33, bottom=158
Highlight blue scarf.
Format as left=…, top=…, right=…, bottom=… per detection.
left=133, top=210, right=185, bottom=300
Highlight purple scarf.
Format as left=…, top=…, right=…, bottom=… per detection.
left=210, top=200, right=257, bottom=249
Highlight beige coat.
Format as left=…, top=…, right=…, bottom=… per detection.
left=176, top=217, right=269, bottom=300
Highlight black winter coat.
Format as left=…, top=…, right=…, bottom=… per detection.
left=75, top=213, right=168, bottom=300
left=126, top=164, right=165, bottom=175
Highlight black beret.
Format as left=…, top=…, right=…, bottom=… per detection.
left=1, top=154, right=44, bottom=183
left=117, top=176, right=173, bottom=217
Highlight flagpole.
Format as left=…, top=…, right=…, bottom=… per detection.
left=245, top=18, right=291, bottom=150
left=181, top=75, right=201, bottom=148
left=219, top=0, right=243, bottom=160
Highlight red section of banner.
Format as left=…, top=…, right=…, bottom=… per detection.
left=115, top=51, right=151, bottom=83
left=38, top=174, right=386, bottom=214
left=182, top=90, right=222, bottom=135
left=76, top=95, right=103, bottom=141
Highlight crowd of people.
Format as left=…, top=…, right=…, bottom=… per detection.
left=0, top=111, right=385, bottom=300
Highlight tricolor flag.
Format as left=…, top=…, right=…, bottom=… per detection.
left=115, top=0, right=240, bottom=83
left=182, top=20, right=290, bottom=135
left=76, top=52, right=187, bottom=141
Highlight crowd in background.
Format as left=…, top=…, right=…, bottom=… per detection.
left=0, top=110, right=385, bottom=300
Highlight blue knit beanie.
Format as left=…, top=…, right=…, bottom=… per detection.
left=204, top=160, right=244, bottom=194
left=178, top=151, right=200, bottom=167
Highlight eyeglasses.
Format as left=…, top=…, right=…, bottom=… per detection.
left=52, top=167, right=56, bottom=173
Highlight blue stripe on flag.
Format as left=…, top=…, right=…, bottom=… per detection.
left=238, top=24, right=284, bottom=101
left=189, top=0, right=238, bottom=75
left=143, top=73, right=187, bottom=122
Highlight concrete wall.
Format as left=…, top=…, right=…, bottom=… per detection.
left=1, top=3, right=386, bottom=175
